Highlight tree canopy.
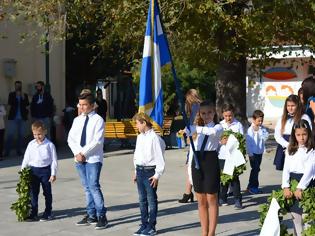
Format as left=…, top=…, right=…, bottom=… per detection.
left=2, top=0, right=315, bottom=117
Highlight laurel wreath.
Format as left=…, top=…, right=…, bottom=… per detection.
left=10, top=167, right=32, bottom=221
left=259, top=179, right=315, bottom=236
left=220, top=130, right=247, bottom=186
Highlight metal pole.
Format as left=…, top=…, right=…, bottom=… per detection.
left=45, top=31, right=50, bottom=93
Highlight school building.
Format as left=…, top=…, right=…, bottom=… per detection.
left=246, top=46, right=315, bottom=125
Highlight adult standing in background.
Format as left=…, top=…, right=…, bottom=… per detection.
left=4, top=81, right=29, bottom=157
left=30, top=81, right=54, bottom=139
left=0, top=100, right=6, bottom=160
left=95, top=89, right=107, bottom=121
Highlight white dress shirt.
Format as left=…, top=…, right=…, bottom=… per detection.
left=219, top=119, right=244, bottom=159
left=188, top=122, right=223, bottom=161
left=274, top=114, right=312, bottom=148
left=246, top=124, right=269, bottom=156
left=282, top=147, right=314, bottom=189
left=297, top=154, right=315, bottom=190
left=68, top=111, right=105, bottom=163
left=21, top=138, right=58, bottom=176
left=133, top=128, right=166, bottom=180
left=220, top=118, right=244, bottom=134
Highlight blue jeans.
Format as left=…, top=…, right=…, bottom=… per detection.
left=248, top=153, right=262, bottom=189
left=30, top=166, right=52, bottom=216
left=5, top=119, right=26, bottom=155
left=136, top=167, right=158, bottom=228
left=75, top=162, right=106, bottom=218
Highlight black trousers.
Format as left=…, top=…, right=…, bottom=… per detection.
left=30, top=166, right=52, bottom=216
left=220, top=177, right=241, bottom=201
left=0, top=129, right=4, bottom=156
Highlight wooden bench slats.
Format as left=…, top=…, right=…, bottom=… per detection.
left=104, top=117, right=172, bottom=139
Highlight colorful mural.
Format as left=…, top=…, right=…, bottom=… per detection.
left=263, top=67, right=297, bottom=80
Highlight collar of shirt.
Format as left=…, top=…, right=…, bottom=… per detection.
left=34, top=138, right=49, bottom=147
left=205, top=121, right=215, bottom=127
left=80, top=110, right=96, bottom=118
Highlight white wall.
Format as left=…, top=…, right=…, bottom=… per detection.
left=246, top=58, right=315, bottom=120
left=0, top=20, right=65, bottom=116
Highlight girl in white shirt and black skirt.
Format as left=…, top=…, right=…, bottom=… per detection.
left=282, top=119, right=315, bottom=236
left=274, top=94, right=312, bottom=170
left=186, top=100, right=223, bottom=236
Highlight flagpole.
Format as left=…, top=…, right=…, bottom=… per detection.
left=154, top=0, right=200, bottom=169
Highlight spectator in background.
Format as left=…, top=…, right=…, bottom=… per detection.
left=0, top=100, right=6, bottom=160
left=62, top=101, right=76, bottom=136
left=30, top=81, right=54, bottom=139
left=95, top=89, right=107, bottom=121
left=5, top=81, right=29, bottom=157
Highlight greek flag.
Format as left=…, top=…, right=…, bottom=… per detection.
left=138, top=0, right=171, bottom=131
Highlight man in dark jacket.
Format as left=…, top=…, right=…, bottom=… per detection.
left=5, top=81, right=29, bottom=156
left=30, top=81, right=54, bottom=139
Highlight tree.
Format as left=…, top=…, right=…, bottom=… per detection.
left=2, top=0, right=315, bottom=120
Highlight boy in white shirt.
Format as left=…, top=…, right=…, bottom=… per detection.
left=219, top=104, right=244, bottom=209
left=21, top=121, right=57, bottom=221
left=68, top=92, right=108, bottom=230
left=132, top=113, right=165, bottom=236
left=246, top=110, right=269, bottom=194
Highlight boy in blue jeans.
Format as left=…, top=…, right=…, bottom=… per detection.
left=246, top=110, right=269, bottom=194
left=21, top=121, right=58, bottom=221
left=133, top=113, right=166, bottom=236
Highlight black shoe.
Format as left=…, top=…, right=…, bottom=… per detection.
left=76, top=215, right=97, bottom=226
left=178, top=193, right=194, bottom=203
left=234, top=199, right=243, bottom=209
left=95, top=215, right=108, bottom=230
left=39, top=212, right=53, bottom=222
left=25, top=215, right=39, bottom=222
left=219, top=198, right=228, bottom=206
left=133, top=224, right=147, bottom=235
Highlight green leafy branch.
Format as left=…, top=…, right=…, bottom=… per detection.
left=220, top=130, right=247, bottom=186
left=258, top=179, right=315, bottom=236
left=10, top=167, right=32, bottom=221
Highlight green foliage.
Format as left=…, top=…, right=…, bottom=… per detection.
left=10, top=167, right=32, bottom=221
left=2, top=1, right=315, bottom=67
left=220, top=130, right=247, bottom=186
left=258, top=179, right=315, bottom=236
left=300, top=187, right=315, bottom=236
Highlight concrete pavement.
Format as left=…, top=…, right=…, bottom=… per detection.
left=0, top=143, right=291, bottom=236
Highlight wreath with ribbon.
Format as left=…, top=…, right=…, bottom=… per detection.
left=220, top=130, right=247, bottom=186
left=259, top=179, right=315, bottom=236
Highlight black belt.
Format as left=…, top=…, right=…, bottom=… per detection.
left=136, top=165, right=156, bottom=170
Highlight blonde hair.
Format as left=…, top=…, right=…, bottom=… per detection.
left=185, top=89, right=202, bottom=115
left=133, top=113, right=153, bottom=128
left=31, top=120, right=47, bottom=133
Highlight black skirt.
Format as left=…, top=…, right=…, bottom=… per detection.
left=273, top=135, right=290, bottom=170
left=191, top=151, right=220, bottom=194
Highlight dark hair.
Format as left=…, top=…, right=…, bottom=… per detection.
left=196, top=100, right=218, bottom=125
left=288, top=119, right=314, bottom=155
left=302, top=76, right=315, bottom=104
left=222, top=103, right=235, bottom=113
left=36, top=81, right=45, bottom=86
left=15, top=81, right=22, bottom=85
left=280, top=94, right=303, bottom=134
left=78, top=92, right=95, bottom=105
left=252, top=110, right=264, bottom=119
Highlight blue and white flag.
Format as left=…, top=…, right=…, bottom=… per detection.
left=139, top=0, right=171, bottom=131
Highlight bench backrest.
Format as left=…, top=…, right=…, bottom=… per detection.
left=104, top=116, right=173, bottom=139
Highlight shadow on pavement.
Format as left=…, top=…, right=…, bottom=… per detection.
left=158, top=222, right=201, bottom=234
left=53, top=207, right=86, bottom=220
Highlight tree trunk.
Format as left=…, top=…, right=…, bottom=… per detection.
left=215, top=57, right=247, bottom=123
